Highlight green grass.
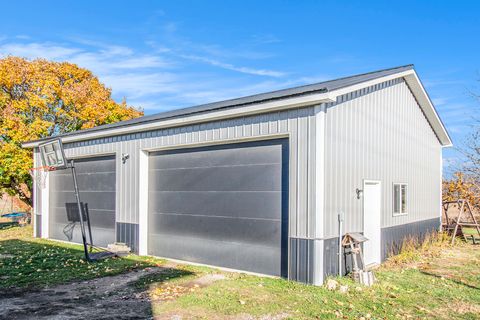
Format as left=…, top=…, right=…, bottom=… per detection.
left=151, top=236, right=480, bottom=320
left=1, top=224, right=479, bottom=319
left=152, top=266, right=479, bottom=319
left=0, top=224, right=165, bottom=289
left=462, top=227, right=480, bottom=236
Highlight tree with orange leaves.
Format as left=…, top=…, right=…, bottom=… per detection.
left=443, top=172, right=480, bottom=210
left=0, top=56, right=143, bottom=205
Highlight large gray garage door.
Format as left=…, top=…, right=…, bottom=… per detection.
left=49, top=155, right=116, bottom=247
left=148, top=139, right=288, bottom=277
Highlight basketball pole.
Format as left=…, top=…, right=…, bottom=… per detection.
left=69, top=159, right=91, bottom=261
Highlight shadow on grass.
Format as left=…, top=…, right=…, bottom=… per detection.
left=0, top=238, right=194, bottom=293
left=420, top=270, right=479, bottom=290
left=0, top=237, right=199, bottom=319
left=133, top=268, right=195, bottom=290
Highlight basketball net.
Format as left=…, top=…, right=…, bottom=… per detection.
left=29, top=166, right=55, bottom=189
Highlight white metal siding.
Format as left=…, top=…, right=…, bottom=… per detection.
left=59, top=107, right=318, bottom=239
left=32, top=75, right=447, bottom=284
left=32, top=148, right=41, bottom=237
left=35, top=76, right=444, bottom=266
left=324, top=78, right=442, bottom=238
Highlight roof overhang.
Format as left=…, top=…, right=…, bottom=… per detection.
left=22, top=92, right=337, bottom=148
left=22, top=67, right=452, bottom=148
left=403, top=71, right=453, bottom=147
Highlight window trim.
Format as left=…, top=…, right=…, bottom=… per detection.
left=393, top=182, right=408, bottom=216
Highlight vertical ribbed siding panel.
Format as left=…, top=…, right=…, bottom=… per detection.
left=132, top=138, right=137, bottom=221
left=59, top=107, right=318, bottom=245
left=129, top=136, right=137, bottom=223
left=33, top=148, right=42, bottom=237
left=324, top=78, right=442, bottom=238
left=307, top=112, right=316, bottom=238
left=121, top=138, right=127, bottom=226
left=296, top=109, right=308, bottom=238
left=287, top=109, right=298, bottom=237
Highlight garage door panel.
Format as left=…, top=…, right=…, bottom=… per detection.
left=50, top=191, right=115, bottom=211
left=148, top=139, right=288, bottom=276
left=49, top=155, right=116, bottom=247
left=67, top=156, right=116, bottom=174
left=150, top=213, right=281, bottom=247
left=50, top=172, right=116, bottom=192
left=149, top=164, right=281, bottom=192
left=49, top=207, right=115, bottom=229
left=50, top=222, right=115, bottom=247
left=86, top=209, right=116, bottom=229
left=149, top=144, right=281, bottom=170
left=149, top=233, right=280, bottom=275
left=149, top=191, right=282, bottom=220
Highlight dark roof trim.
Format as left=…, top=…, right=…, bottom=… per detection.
left=23, top=65, right=415, bottom=146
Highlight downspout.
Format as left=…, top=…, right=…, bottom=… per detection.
left=338, top=211, right=344, bottom=276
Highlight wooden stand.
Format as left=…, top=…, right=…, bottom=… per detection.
left=342, top=233, right=375, bottom=286
left=443, top=199, right=480, bottom=244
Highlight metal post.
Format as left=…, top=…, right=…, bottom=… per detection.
left=70, top=159, right=90, bottom=261
left=84, top=203, right=94, bottom=252
left=338, top=212, right=344, bottom=277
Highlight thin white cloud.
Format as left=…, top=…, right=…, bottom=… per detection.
left=0, top=41, right=172, bottom=70
left=15, top=35, right=30, bottom=40
left=101, top=72, right=180, bottom=98
left=69, top=52, right=170, bottom=74
left=0, top=42, right=82, bottom=60
left=180, top=54, right=286, bottom=77
left=0, top=38, right=312, bottom=113
left=251, top=34, right=282, bottom=45
left=423, top=78, right=466, bottom=88
left=432, top=97, right=449, bottom=106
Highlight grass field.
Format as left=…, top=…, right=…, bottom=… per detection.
left=0, top=223, right=165, bottom=288
left=1, top=223, right=479, bottom=319
left=150, top=240, right=480, bottom=319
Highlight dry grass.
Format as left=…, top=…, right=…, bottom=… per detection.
left=383, top=231, right=452, bottom=267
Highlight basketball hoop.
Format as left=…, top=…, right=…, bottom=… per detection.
left=29, top=166, right=55, bottom=189
left=30, top=138, right=66, bottom=189
left=32, top=137, right=116, bottom=261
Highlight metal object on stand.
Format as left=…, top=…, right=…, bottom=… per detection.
left=341, top=232, right=376, bottom=286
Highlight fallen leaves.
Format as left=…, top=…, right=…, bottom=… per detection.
left=0, top=229, right=164, bottom=289
left=150, top=284, right=197, bottom=301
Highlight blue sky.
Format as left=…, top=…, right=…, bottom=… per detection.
left=1, top=1, right=479, bottom=170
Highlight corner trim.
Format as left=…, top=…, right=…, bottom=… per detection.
left=138, top=150, right=149, bottom=255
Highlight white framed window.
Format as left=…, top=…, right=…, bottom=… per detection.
left=393, top=183, right=408, bottom=215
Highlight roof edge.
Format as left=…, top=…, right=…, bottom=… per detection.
left=22, top=64, right=451, bottom=148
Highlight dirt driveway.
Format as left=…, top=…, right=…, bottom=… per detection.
left=0, top=265, right=227, bottom=320
left=0, top=267, right=161, bottom=319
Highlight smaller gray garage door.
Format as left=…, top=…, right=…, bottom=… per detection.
left=49, top=155, right=116, bottom=247
left=148, top=139, right=288, bottom=277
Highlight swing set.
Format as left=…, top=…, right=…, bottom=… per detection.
left=442, top=199, right=480, bottom=244
left=30, top=138, right=116, bottom=262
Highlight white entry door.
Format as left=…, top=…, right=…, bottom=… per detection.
left=363, top=180, right=382, bottom=266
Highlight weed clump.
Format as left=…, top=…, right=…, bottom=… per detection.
left=384, top=231, right=451, bottom=267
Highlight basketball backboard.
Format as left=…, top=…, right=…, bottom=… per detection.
left=38, top=138, right=68, bottom=169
